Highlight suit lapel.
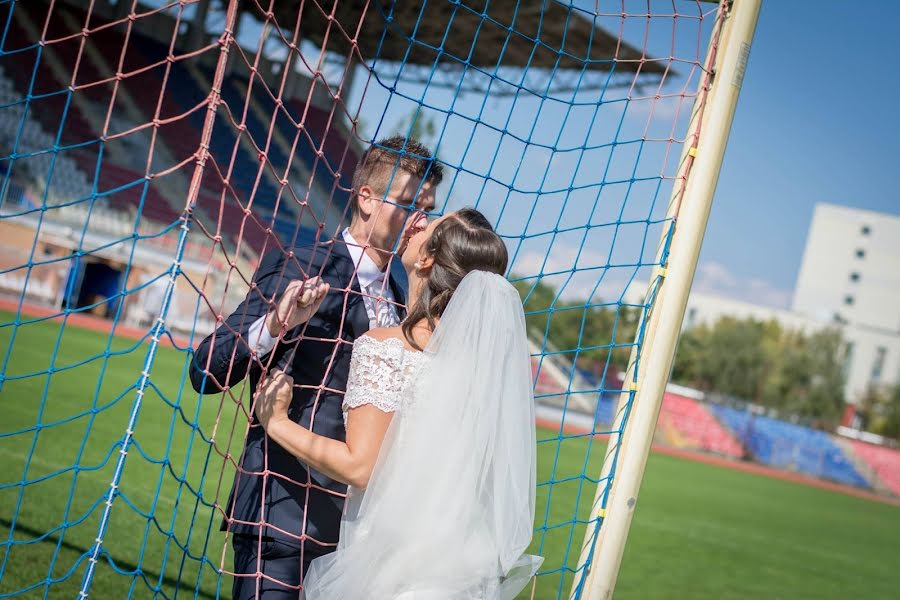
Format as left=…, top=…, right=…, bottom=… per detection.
left=329, top=239, right=371, bottom=337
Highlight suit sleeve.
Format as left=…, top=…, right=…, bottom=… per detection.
left=189, top=248, right=315, bottom=393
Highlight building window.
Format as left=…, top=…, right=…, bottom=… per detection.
left=855, top=248, right=866, bottom=259
left=844, top=295, right=854, bottom=306
left=842, top=342, right=854, bottom=379
left=871, top=347, right=887, bottom=382
left=849, top=272, right=860, bottom=283
left=861, top=225, right=871, bottom=236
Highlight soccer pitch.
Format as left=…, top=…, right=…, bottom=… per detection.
left=1, top=312, right=898, bottom=599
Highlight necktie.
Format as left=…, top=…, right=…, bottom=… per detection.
left=369, top=274, right=399, bottom=328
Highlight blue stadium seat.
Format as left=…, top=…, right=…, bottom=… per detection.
left=709, top=405, right=870, bottom=488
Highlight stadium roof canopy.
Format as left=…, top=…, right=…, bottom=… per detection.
left=262, top=0, right=670, bottom=96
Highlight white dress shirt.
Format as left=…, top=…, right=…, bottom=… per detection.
left=245, top=229, right=400, bottom=358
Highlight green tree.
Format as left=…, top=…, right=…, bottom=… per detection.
left=671, top=317, right=770, bottom=399
left=860, top=383, right=900, bottom=440
left=512, top=277, right=639, bottom=375
left=762, top=328, right=846, bottom=424
left=516, top=278, right=850, bottom=426
left=671, top=323, right=710, bottom=387
left=673, top=317, right=848, bottom=426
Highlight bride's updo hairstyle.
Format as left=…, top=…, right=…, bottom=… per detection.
left=402, top=208, right=508, bottom=350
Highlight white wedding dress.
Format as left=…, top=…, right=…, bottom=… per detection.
left=302, top=271, right=542, bottom=599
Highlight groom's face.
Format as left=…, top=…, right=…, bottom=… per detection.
left=357, top=172, right=436, bottom=255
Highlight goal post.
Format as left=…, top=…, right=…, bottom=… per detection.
left=570, top=2, right=762, bottom=598
left=0, top=1, right=760, bottom=598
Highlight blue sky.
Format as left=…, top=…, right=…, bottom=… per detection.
left=341, top=1, right=900, bottom=307
left=181, top=1, right=899, bottom=307
left=695, top=2, right=900, bottom=307
left=342, top=2, right=718, bottom=303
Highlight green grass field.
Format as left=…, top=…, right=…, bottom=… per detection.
left=1, top=312, right=898, bottom=599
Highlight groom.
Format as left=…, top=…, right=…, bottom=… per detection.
left=189, top=136, right=442, bottom=599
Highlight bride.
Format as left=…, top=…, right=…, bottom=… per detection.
left=253, top=208, right=542, bottom=599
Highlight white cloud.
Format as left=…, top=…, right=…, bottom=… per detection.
left=512, top=247, right=793, bottom=309
left=692, top=261, right=792, bottom=308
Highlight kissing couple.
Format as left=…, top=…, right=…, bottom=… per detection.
left=191, top=136, right=542, bottom=598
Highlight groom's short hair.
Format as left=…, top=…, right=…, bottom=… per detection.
left=349, top=136, right=443, bottom=217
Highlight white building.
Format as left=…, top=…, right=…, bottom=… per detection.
left=793, top=203, right=900, bottom=332
left=625, top=203, right=900, bottom=405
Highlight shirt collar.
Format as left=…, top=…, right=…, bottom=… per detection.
left=342, top=229, right=387, bottom=290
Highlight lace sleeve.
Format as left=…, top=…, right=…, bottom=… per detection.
left=342, top=336, right=405, bottom=415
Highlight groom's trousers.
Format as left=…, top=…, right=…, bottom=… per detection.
left=231, top=534, right=326, bottom=599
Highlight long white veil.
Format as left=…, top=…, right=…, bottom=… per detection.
left=303, top=270, right=542, bottom=599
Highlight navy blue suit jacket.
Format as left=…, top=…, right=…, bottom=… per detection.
left=189, top=239, right=407, bottom=551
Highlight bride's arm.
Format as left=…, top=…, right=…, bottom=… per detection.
left=254, top=370, right=392, bottom=488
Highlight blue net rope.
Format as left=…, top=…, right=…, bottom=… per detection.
left=0, top=1, right=718, bottom=597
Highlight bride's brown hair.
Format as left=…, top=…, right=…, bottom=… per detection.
left=402, top=208, right=508, bottom=350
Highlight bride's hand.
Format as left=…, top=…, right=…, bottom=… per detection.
left=254, top=369, right=294, bottom=430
